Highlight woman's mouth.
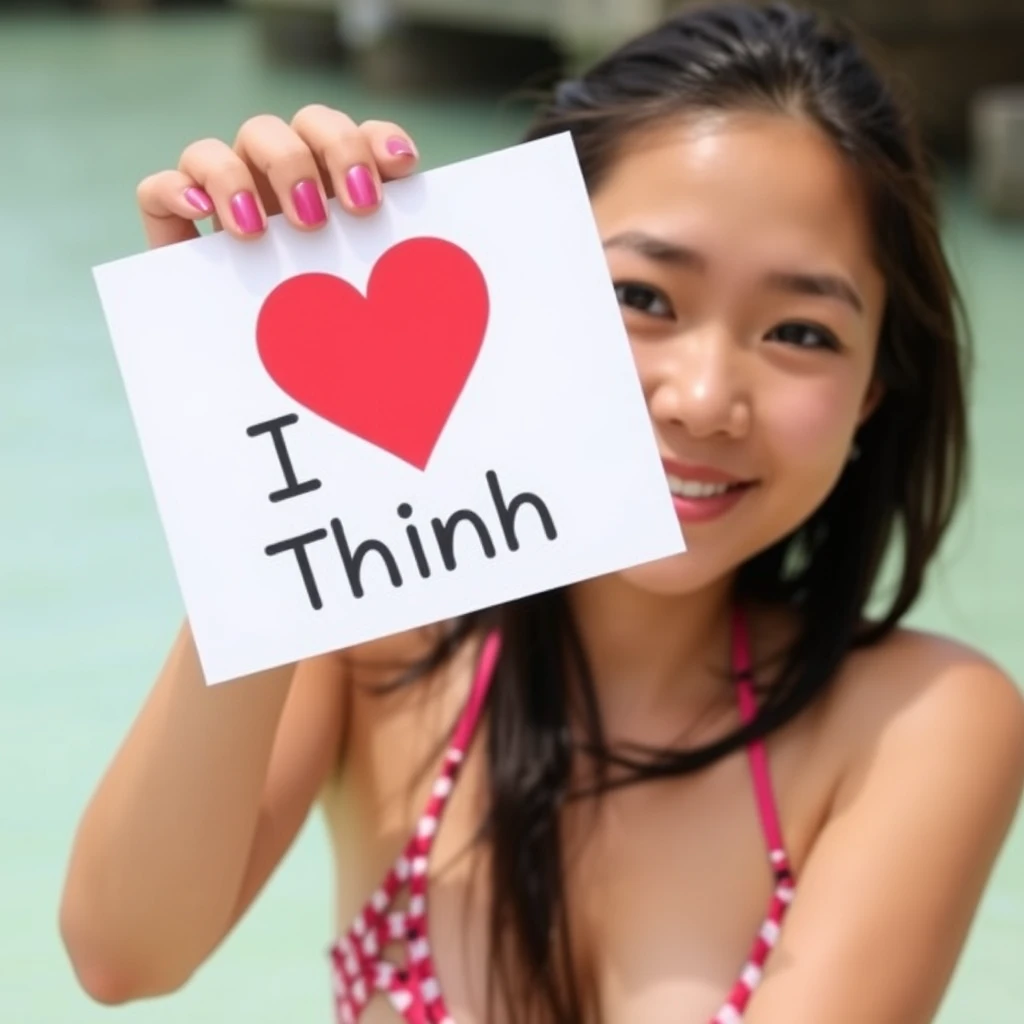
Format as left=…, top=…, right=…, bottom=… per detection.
left=663, top=462, right=757, bottom=524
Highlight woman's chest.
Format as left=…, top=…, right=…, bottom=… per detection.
left=323, top=715, right=826, bottom=1024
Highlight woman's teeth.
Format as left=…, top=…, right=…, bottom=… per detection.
left=666, top=475, right=738, bottom=499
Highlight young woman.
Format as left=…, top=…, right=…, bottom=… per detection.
left=60, top=4, right=1024, bottom=1023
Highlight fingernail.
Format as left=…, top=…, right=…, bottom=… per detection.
left=230, top=191, right=263, bottom=234
left=385, top=136, right=416, bottom=158
left=184, top=186, right=214, bottom=214
left=345, top=165, right=378, bottom=209
left=292, top=179, right=327, bottom=226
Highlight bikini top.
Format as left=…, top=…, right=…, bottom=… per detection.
left=328, top=607, right=796, bottom=1024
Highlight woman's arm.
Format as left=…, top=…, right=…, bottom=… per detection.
left=59, top=621, right=347, bottom=1004
left=60, top=103, right=422, bottom=1005
left=745, top=644, right=1024, bottom=1024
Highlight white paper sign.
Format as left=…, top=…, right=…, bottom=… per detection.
left=93, top=133, right=685, bottom=684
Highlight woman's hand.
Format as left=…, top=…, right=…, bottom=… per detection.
left=134, top=105, right=421, bottom=249
left=61, top=106, right=423, bottom=1000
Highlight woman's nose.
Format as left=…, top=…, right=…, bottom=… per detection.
left=643, top=327, right=751, bottom=440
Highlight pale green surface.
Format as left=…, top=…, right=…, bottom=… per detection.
left=0, top=10, right=1021, bottom=1023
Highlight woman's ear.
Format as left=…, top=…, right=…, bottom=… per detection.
left=858, top=377, right=884, bottom=426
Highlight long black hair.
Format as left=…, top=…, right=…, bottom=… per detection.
left=370, top=4, right=971, bottom=1021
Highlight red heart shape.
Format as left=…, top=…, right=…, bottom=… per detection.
left=256, top=237, right=489, bottom=470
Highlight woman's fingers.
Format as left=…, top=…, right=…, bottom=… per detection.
left=290, top=106, right=421, bottom=217
left=177, top=136, right=269, bottom=240
left=290, top=105, right=382, bottom=217
left=136, top=170, right=214, bottom=250
left=358, top=119, right=421, bottom=180
left=134, top=107, right=423, bottom=251
left=233, top=113, right=329, bottom=229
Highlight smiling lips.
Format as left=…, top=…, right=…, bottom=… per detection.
left=662, top=458, right=756, bottom=524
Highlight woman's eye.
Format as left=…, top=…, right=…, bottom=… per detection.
left=767, top=321, right=841, bottom=351
left=614, top=282, right=674, bottom=319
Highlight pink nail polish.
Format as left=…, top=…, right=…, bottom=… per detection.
left=292, top=180, right=327, bottom=226
left=230, top=191, right=263, bottom=234
left=345, top=165, right=378, bottom=209
left=184, top=186, right=214, bottom=214
left=385, top=136, right=416, bottom=158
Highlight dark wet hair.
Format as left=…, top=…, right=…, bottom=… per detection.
left=380, top=4, right=970, bottom=1021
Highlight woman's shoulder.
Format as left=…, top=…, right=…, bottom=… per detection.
left=816, top=624, right=1024, bottom=839
left=825, top=625, right=1023, bottom=753
left=338, top=620, right=465, bottom=685
left=333, top=619, right=480, bottom=739
left=731, top=624, right=1023, bottom=1018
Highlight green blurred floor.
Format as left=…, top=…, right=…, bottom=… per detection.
left=0, top=10, right=1021, bottom=1023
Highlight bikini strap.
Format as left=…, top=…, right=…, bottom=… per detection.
left=402, top=630, right=500, bottom=873
left=347, top=630, right=502, bottom=953
left=731, top=606, right=791, bottom=879
left=448, top=629, right=501, bottom=755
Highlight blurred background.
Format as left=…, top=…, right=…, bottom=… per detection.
left=1, top=0, right=1022, bottom=1021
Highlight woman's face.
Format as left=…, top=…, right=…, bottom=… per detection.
left=590, top=111, right=887, bottom=597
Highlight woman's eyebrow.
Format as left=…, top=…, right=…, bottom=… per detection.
left=603, top=230, right=864, bottom=316
left=602, top=230, right=707, bottom=269
left=763, top=269, right=864, bottom=315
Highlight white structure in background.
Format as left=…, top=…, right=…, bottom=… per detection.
left=972, top=87, right=1024, bottom=219
left=234, top=0, right=1024, bottom=223
left=336, top=0, right=397, bottom=46
left=237, top=0, right=670, bottom=60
